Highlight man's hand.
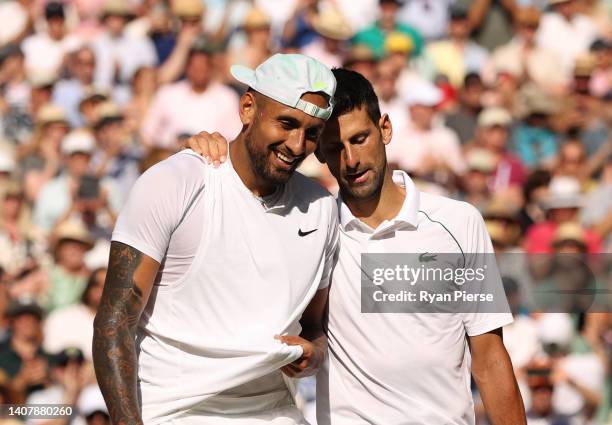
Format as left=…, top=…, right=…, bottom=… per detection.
left=276, top=335, right=326, bottom=378
left=185, top=131, right=229, bottom=167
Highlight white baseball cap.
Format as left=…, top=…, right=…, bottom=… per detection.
left=230, top=54, right=336, bottom=120
left=61, top=130, right=96, bottom=155
left=77, top=385, right=108, bottom=417
left=402, top=81, right=443, bottom=107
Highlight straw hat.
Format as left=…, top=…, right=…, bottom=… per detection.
left=36, top=104, right=68, bottom=126
left=53, top=220, right=94, bottom=250
left=243, top=8, right=271, bottom=30
left=172, top=0, right=205, bottom=19
left=313, top=9, right=353, bottom=41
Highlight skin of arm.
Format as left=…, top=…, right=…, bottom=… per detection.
left=277, top=288, right=329, bottom=378
left=92, top=241, right=160, bottom=425
left=469, top=328, right=527, bottom=425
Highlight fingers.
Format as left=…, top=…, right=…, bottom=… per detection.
left=187, top=131, right=229, bottom=168
left=187, top=131, right=212, bottom=159
left=209, top=134, right=220, bottom=167
left=212, top=132, right=228, bottom=163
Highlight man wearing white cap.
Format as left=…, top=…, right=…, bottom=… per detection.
left=386, top=80, right=466, bottom=180
left=93, top=54, right=339, bottom=425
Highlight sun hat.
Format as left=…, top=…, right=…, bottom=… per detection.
left=231, top=54, right=336, bottom=120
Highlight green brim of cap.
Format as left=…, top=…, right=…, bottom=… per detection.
left=230, top=64, right=333, bottom=120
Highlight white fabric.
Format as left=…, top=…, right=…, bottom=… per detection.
left=21, top=33, right=82, bottom=78
left=43, top=304, right=95, bottom=359
left=317, top=170, right=513, bottom=425
left=0, top=1, right=28, bottom=45
left=535, top=12, right=598, bottom=76
left=112, top=150, right=339, bottom=424
left=140, top=81, right=241, bottom=148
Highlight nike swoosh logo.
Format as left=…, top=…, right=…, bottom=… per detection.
left=298, top=228, right=318, bottom=237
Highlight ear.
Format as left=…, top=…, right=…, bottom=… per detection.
left=239, top=91, right=257, bottom=126
left=379, top=113, right=393, bottom=146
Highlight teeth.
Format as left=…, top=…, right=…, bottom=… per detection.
left=276, top=151, right=295, bottom=164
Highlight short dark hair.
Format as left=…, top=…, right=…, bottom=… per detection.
left=330, top=68, right=381, bottom=125
left=45, top=2, right=65, bottom=20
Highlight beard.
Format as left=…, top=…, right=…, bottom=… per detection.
left=244, top=130, right=300, bottom=186
left=340, top=157, right=387, bottom=202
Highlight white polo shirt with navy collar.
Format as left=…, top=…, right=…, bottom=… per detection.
left=316, top=170, right=513, bottom=425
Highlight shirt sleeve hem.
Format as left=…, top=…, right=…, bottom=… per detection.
left=111, top=232, right=164, bottom=264
left=465, top=314, right=514, bottom=337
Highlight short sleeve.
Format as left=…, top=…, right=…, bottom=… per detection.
left=112, top=152, right=206, bottom=263
left=461, top=204, right=513, bottom=336
left=318, top=199, right=340, bottom=290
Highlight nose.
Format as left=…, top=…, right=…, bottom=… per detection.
left=344, top=145, right=359, bottom=170
left=285, top=130, right=307, bottom=157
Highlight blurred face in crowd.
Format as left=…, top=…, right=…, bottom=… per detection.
left=87, top=412, right=111, bottom=425
left=66, top=152, right=91, bottom=178
left=375, top=61, right=400, bottom=102
left=47, top=17, right=65, bottom=40
left=461, top=80, right=484, bottom=110
left=43, top=121, right=70, bottom=152
left=246, top=25, right=271, bottom=47
left=132, top=66, right=157, bottom=95
left=55, top=239, right=88, bottom=271
left=0, top=53, right=25, bottom=80
left=11, top=313, right=43, bottom=342
left=379, top=1, right=400, bottom=28
left=2, top=193, right=23, bottom=221
left=517, top=21, right=539, bottom=45
left=554, top=0, right=577, bottom=20
left=530, top=384, right=555, bottom=416
left=480, top=125, right=509, bottom=153
left=548, top=207, right=579, bottom=224
left=186, top=52, right=212, bottom=92
left=462, top=169, right=490, bottom=196
left=104, top=14, right=128, bottom=36
left=319, top=108, right=392, bottom=202
left=409, top=104, right=435, bottom=130
left=558, top=141, right=586, bottom=178
left=449, top=17, right=470, bottom=40
left=96, top=119, right=126, bottom=152
left=73, top=48, right=96, bottom=84
left=31, top=86, right=53, bottom=113
left=239, top=91, right=326, bottom=189
left=85, top=268, right=106, bottom=310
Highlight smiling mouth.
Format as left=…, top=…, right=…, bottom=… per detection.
left=274, top=149, right=301, bottom=166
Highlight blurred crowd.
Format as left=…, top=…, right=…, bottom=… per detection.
left=0, top=0, right=610, bottom=424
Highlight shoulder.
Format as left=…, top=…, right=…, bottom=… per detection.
left=135, top=150, right=208, bottom=194
left=287, top=172, right=336, bottom=212
left=419, top=192, right=483, bottom=229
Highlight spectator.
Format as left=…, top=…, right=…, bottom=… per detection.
left=353, top=0, right=424, bottom=59
left=0, top=297, right=49, bottom=403
left=343, top=44, right=377, bottom=84
left=91, top=101, right=141, bottom=200
left=398, top=0, right=453, bottom=41
left=228, top=8, right=274, bottom=78
left=141, top=38, right=241, bottom=149
left=33, top=129, right=122, bottom=233
left=524, top=357, right=573, bottom=425
left=21, top=2, right=80, bottom=81
left=444, top=72, right=485, bottom=144
left=387, top=80, right=466, bottom=183
left=44, top=220, right=93, bottom=312
left=490, top=6, right=566, bottom=95
left=589, top=39, right=612, bottom=97
left=426, top=5, right=489, bottom=88
left=92, top=0, right=157, bottom=90
left=473, top=107, right=526, bottom=197
left=122, top=66, right=157, bottom=136
left=302, top=8, right=353, bottom=68
left=536, top=0, right=598, bottom=77
left=457, top=0, right=517, bottom=52
left=524, top=176, right=602, bottom=253
left=26, top=347, right=92, bottom=422
left=281, top=0, right=321, bottom=49
left=77, top=384, right=111, bottom=425
left=374, top=57, right=408, bottom=134
left=459, top=148, right=496, bottom=212
left=52, top=46, right=98, bottom=128
left=44, top=268, right=105, bottom=360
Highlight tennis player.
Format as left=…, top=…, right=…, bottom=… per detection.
left=92, top=54, right=339, bottom=425
left=189, top=68, right=527, bottom=425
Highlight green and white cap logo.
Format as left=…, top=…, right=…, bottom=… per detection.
left=230, top=54, right=336, bottom=120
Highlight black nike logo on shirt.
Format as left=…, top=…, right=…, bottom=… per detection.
left=298, top=228, right=318, bottom=237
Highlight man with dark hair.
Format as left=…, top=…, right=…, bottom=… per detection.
left=191, top=68, right=526, bottom=424
left=93, top=54, right=339, bottom=425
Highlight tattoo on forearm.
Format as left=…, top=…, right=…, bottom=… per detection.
left=93, top=242, right=145, bottom=425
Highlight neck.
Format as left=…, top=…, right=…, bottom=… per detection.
left=229, top=135, right=277, bottom=197
left=343, top=169, right=405, bottom=229
left=191, top=82, right=209, bottom=93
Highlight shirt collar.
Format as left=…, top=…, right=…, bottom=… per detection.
left=338, top=170, right=420, bottom=233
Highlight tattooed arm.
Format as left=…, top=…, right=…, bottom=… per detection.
left=93, top=241, right=160, bottom=425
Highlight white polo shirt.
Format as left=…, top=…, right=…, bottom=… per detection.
left=112, top=150, right=338, bottom=424
left=316, top=170, right=512, bottom=425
